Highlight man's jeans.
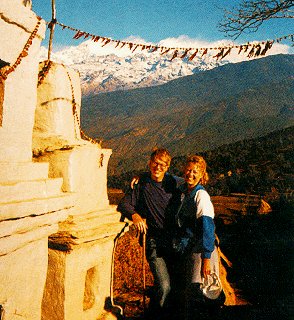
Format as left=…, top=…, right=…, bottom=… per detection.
left=146, top=237, right=171, bottom=308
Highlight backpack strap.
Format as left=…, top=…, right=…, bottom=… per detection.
left=189, top=184, right=205, bottom=199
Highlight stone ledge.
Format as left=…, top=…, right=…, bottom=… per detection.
left=0, top=192, right=75, bottom=221
left=0, top=161, right=49, bottom=182
left=0, top=207, right=73, bottom=238
left=0, top=224, right=57, bottom=256
left=0, top=177, right=63, bottom=202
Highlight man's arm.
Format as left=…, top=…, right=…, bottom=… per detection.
left=117, top=185, right=147, bottom=234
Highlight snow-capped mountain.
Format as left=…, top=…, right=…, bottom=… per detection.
left=40, top=40, right=227, bottom=95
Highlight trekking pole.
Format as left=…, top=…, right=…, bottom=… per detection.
left=110, top=222, right=128, bottom=318
left=142, top=231, right=146, bottom=316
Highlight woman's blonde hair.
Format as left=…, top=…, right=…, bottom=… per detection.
left=185, top=155, right=209, bottom=185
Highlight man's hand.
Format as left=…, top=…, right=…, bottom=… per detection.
left=132, top=213, right=147, bottom=234
left=201, top=258, right=211, bottom=278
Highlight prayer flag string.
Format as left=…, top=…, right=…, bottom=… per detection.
left=54, top=21, right=293, bottom=60
left=0, top=16, right=42, bottom=80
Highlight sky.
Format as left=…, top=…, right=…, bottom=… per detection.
left=32, top=0, right=293, bottom=55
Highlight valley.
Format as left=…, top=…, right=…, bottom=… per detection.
left=81, top=54, right=294, bottom=175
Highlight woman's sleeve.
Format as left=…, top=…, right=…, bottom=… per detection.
left=195, top=190, right=215, bottom=259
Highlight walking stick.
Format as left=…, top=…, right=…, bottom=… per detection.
left=142, top=232, right=146, bottom=316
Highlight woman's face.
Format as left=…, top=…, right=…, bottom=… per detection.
left=184, top=162, right=203, bottom=189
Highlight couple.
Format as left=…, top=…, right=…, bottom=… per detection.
left=117, top=148, right=222, bottom=319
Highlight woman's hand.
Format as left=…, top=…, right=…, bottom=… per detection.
left=132, top=213, right=147, bottom=234
left=201, top=258, right=211, bottom=278
left=131, top=176, right=140, bottom=189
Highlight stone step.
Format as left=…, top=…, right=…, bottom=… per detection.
left=0, top=162, right=49, bottom=183
left=0, top=178, right=63, bottom=203
left=0, top=193, right=75, bottom=221
left=67, top=205, right=120, bottom=222
left=69, top=221, right=128, bottom=244
left=49, top=221, right=128, bottom=248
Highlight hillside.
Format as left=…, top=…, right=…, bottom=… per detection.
left=108, top=126, right=294, bottom=204
left=81, top=54, right=294, bottom=173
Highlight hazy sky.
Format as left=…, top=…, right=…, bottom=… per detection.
left=33, top=0, right=293, bottom=52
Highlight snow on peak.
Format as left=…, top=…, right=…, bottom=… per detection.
left=39, top=39, right=226, bottom=95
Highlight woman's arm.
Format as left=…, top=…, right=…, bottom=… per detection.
left=195, top=190, right=216, bottom=277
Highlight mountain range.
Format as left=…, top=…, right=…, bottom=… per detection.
left=80, top=54, right=294, bottom=174
left=40, top=39, right=226, bottom=95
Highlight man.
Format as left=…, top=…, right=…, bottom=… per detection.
left=117, top=148, right=181, bottom=317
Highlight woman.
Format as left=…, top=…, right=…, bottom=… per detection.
left=173, top=155, right=223, bottom=319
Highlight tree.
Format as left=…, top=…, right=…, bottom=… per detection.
left=219, top=0, right=294, bottom=38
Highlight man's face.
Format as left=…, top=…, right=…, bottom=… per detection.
left=148, top=156, right=169, bottom=182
